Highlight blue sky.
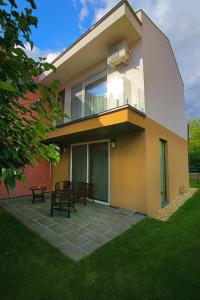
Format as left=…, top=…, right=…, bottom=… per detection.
left=23, top=0, right=200, bottom=120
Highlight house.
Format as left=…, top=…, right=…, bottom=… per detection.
left=1, top=0, right=189, bottom=216
left=41, top=0, right=189, bottom=216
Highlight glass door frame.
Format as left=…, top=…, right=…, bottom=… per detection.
left=70, top=139, right=110, bottom=205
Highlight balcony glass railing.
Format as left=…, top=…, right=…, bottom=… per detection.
left=57, top=76, right=145, bottom=126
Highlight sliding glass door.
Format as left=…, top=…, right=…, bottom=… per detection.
left=72, top=145, right=87, bottom=182
left=89, top=142, right=108, bottom=203
left=71, top=141, right=109, bottom=203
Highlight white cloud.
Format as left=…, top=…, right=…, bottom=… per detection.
left=78, top=6, right=89, bottom=30
left=74, top=0, right=200, bottom=119
left=134, top=0, right=200, bottom=119
left=22, top=43, right=62, bottom=63
left=73, top=0, right=120, bottom=26
left=93, top=1, right=120, bottom=22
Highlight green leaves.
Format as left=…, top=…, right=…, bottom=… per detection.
left=0, top=81, right=16, bottom=92
left=0, top=0, right=63, bottom=192
left=26, top=0, right=37, bottom=9
left=8, top=0, right=17, bottom=8
left=189, top=118, right=200, bottom=153
left=189, top=118, right=200, bottom=172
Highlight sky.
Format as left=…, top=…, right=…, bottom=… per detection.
left=23, top=0, right=200, bottom=120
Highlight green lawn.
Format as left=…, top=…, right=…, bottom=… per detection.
left=0, top=184, right=200, bottom=300
left=190, top=178, right=200, bottom=188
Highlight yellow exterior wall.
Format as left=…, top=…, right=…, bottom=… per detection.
left=52, top=150, right=70, bottom=188
left=145, top=117, right=189, bottom=216
left=110, top=130, right=147, bottom=213
left=51, top=115, right=189, bottom=216
left=48, top=108, right=130, bottom=140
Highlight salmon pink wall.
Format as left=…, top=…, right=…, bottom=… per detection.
left=0, top=91, right=53, bottom=199
left=0, top=160, right=52, bottom=199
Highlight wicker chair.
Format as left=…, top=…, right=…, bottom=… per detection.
left=72, top=182, right=93, bottom=206
left=51, top=190, right=72, bottom=218
left=55, top=181, right=71, bottom=194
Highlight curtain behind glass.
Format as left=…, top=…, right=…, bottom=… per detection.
left=72, top=145, right=87, bottom=183
left=89, top=142, right=108, bottom=202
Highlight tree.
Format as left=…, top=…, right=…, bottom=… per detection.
left=0, top=0, right=64, bottom=191
left=189, top=118, right=200, bottom=172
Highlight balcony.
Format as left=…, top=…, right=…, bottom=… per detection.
left=57, top=75, right=145, bottom=126
left=46, top=75, right=145, bottom=145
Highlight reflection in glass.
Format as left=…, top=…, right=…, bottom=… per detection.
left=85, top=76, right=107, bottom=117
left=71, top=84, right=83, bottom=121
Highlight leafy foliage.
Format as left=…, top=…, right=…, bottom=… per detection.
left=189, top=118, right=200, bottom=172
left=0, top=0, right=64, bottom=191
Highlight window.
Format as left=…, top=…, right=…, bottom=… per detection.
left=71, top=72, right=107, bottom=120
left=160, top=139, right=168, bottom=206
left=57, top=90, right=65, bottom=125
left=71, top=84, right=83, bottom=121
left=85, top=76, right=107, bottom=116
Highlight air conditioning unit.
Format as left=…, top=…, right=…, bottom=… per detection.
left=107, top=40, right=130, bottom=67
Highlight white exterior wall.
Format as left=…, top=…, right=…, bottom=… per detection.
left=61, top=39, right=145, bottom=121
left=107, top=40, right=145, bottom=112
left=140, top=11, right=187, bottom=139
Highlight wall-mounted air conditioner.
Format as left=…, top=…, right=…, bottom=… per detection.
left=107, top=40, right=130, bottom=67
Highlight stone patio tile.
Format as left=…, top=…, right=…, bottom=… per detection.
left=83, top=222, right=111, bottom=235
left=37, top=217, right=56, bottom=227
left=80, top=241, right=99, bottom=254
left=83, top=231, right=109, bottom=246
left=34, top=207, right=49, bottom=214
left=69, top=217, right=91, bottom=226
left=23, top=209, right=43, bottom=220
left=105, top=229, right=120, bottom=240
left=19, top=215, right=37, bottom=226
left=99, top=215, right=119, bottom=224
left=132, top=213, right=145, bottom=222
left=29, top=223, right=50, bottom=235
left=60, top=242, right=87, bottom=261
left=112, top=224, right=130, bottom=234
left=41, top=232, right=67, bottom=247
left=62, top=231, right=89, bottom=247
left=52, top=216, right=73, bottom=225
left=70, top=224, right=89, bottom=235
left=87, top=217, right=111, bottom=227
left=0, top=196, right=145, bottom=261
left=50, top=224, right=69, bottom=235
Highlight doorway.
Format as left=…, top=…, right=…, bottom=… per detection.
left=71, top=141, right=109, bottom=203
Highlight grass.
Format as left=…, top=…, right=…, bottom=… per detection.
left=190, top=178, right=200, bottom=188
left=0, top=183, right=200, bottom=300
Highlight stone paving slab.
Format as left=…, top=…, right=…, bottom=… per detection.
left=0, top=195, right=145, bottom=261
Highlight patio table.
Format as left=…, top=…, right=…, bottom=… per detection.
left=30, top=186, right=47, bottom=204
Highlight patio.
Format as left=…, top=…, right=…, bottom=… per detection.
left=0, top=194, right=145, bottom=261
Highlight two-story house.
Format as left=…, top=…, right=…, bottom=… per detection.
left=37, top=0, right=188, bottom=216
